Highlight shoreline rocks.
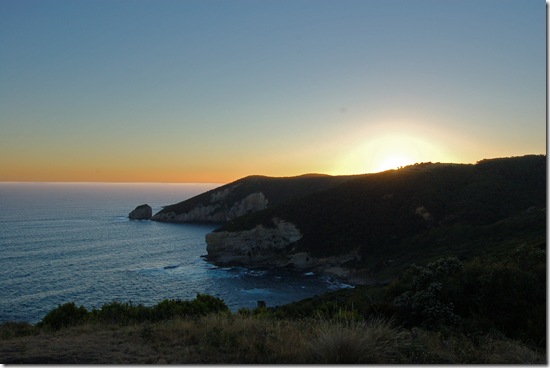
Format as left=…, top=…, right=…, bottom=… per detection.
left=204, top=218, right=374, bottom=286
left=205, top=218, right=302, bottom=266
left=129, top=204, right=152, bottom=220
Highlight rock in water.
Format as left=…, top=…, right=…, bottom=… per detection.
left=129, top=204, right=152, bottom=220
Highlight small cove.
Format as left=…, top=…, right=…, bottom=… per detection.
left=0, top=182, right=351, bottom=323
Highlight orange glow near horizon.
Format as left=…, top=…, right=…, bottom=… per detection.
left=0, top=138, right=540, bottom=183
left=0, top=119, right=543, bottom=183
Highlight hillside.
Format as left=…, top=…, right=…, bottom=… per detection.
left=206, top=155, right=546, bottom=282
left=152, top=173, right=357, bottom=222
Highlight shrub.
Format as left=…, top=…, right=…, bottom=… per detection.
left=0, top=321, right=37, bottom=339
left=393, top=258, right=462, bottom=329
left=38, top=302, right=89, bottom=330
left=389, top=249, right=546, bottom=348
left=92, top=301, right=151, bottom=324
left=37, top=294, right=230, bottom=329
left=193, top=293, right=230, bottom=315
left=152, top=294, right=229, bottom=320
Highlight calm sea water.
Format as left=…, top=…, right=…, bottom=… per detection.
left=0, top=182, right=350, bottom=323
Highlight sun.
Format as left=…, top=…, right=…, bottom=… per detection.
left=365, top=135, right=428, bottom=173
left=374, top=154, right=414, bottom=172
left=336, top=133, right=440, bottom=175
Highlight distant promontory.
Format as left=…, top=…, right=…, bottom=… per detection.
left=150, top=155, right=546, bottom=285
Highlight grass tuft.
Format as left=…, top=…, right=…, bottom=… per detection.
left=309, top=317, right=407, bottom=364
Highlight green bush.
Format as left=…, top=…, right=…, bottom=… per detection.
left=91, top=301, right=152, bottom=324
left=37, top=294, right=230, bottom=329
left=386, top=248, right=545, bottom=348
left=193, top=293, right=230, bottom=315
left=153, top=294, right=229, bottom=320
left=393, top=258, right=462, bottom=329
left=38, top=302, right=89, bottom=330
left=91, top=294, right=229, bottom=324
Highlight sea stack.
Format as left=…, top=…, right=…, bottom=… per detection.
left=129, top=204, right=153, bottom=220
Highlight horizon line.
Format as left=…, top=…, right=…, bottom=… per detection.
left=0, top=154, right=544, bottom=185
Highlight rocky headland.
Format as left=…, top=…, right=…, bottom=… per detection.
left=152, top=191, right=268, bottom=223
left=150, top=174, right=354, bottom=223
left=148, top=155, right=546, bottom=285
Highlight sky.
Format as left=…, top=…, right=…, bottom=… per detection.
left=0, top=0, right=546, bottom=183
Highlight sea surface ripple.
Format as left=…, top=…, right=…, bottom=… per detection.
left=0, top=182, right=351, bottom=323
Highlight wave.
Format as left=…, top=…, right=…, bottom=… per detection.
left=163, top=264, right=180, bottom=270
left=320, top=276, right=355, bottom=290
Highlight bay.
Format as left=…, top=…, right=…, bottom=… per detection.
left=0, top=182, right=350, bottom=323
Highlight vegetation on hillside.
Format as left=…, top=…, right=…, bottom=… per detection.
left=155, top=173, right=356, bottom=218
left=217, top=155, right=546, bottom=280
left=250, top=242, right=546, bottom=350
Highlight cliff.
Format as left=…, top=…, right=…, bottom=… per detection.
left=203, top=155, right=546, bottom=284
left=151, top=174, right=355, bottom=223
left=205, top=218, right=302, bottom=266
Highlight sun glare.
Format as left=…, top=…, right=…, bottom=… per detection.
left=337, top=133, right=442, bottom=175
left=374, top=154, right=414, bottom=172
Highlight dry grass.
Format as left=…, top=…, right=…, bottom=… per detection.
left=0, top=315, right=545, bottom=364
left=0, top=315, right=313, bottom=364
left=137, top=314, right=314, bottom=363
left=407, top=328, right=546, bottom=364
left=309, top=317, right=408, bottom=363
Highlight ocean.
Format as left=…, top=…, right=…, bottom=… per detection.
left=0, top=182, right=351, bottom=324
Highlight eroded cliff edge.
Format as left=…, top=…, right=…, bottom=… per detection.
left=202, top=155, right=546, bottom=285
left=150, top=155, right=546, bottom=286
left=205, top=218, right=302, bottom=266
left=153, top=191, right=268, bottom=222
left=205, top=216, right=369, bottom=284
left=150, top=173, right=369, bottom=283
left=151, top=174, right=355, bottom=223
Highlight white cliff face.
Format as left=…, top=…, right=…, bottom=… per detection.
left=229, top=192, right=268, bottom=218
left=205, top=218, right=302, bottom=265
left=152, top=191, right=268, bottom=223
left=210, top=187, right=232, bottom=202
left=206, top=225, right=370, bottom=284
left=173, top=204, right=224, bottom=222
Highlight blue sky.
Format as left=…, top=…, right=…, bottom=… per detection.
left=0, top=0, right=545, bottom=182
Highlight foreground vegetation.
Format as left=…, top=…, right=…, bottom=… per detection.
left=1, top=242, right=545, bottom=364
left=0, top=312, right=544, bottom=364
